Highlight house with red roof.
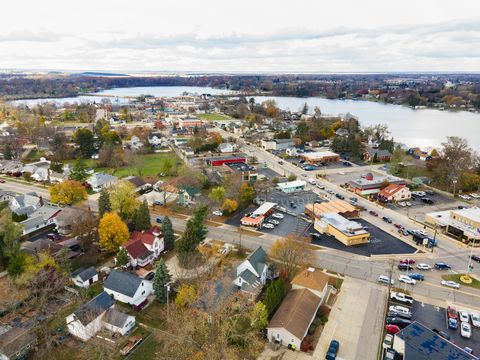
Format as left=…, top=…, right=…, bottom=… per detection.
left=378, top=184, right=411, bottom=202
left=122, top=226, right=164, bottom=267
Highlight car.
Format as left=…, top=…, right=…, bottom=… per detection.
left=448, top=318, right=458, bottom=329
left=425, top=190, right=435, bottom=195
left=389, top=305, right=411, bottom=316
left=390, top=292, right=413, bottom=304
left=310, top=233, right=321, bottom=240
left=0, top=179, right=5, bottom=183
left=384, top=348, right=395, bottom=360
left=470, top=255, right=480, bottom=263
left=441, top=280, right=460, bottom=289
left=325, top=339, right=339, bottom=360
left=144, top=272, right=155, bottom=281
left=398, top=229, right=409, bottom=236
left=394, top=223, right=404, bottom=229
left=398, top=202, right=407, bottom=207
left=317, top=184, right=325, bottom=190
left=155, top=216, right=164, bottom=224
left=408, top=273, right=424, bottom=281
left=382, top=216, right=393, bottom=223
left=459, top=194, right=472, bottom=200
left=383, top=334, right=394, bottom=349
left=47, top=233, right=61, bottom=241
left=470, top=193, right=480, bottom=199
left=400, top=258, right=416, bottom=265
left=338, top=171, right=346, bottom=175
left=262, top=223, right=274, bottom=229
left=471, top=312, right=480, bottom=327
left=289, top=202, right=297, bottom=208
left=435, top=262, right=451, bottom=270
left=447, top=305, right=458, bottom=320
left=335, top=193, right=345, bottom=200
left=421, top=197, right=434, bottom=204
left=377, top=275, right=394, bottom=285
left=405, top=201, right=412, bottom=207
left=461, top=322, right=472, bottom=339
left=459, top=311, right=470, bottom=323
left=463, top=347, right=474, bottom=355
left=416, top=263, right=431, bottom=270
left=399, top=275, right=416, bottom=285
left=308, top=178, right=316, bottom=185
left=272, top=213, right=284, bottom=219
left=412, top=191, right=426, bottom=197
left=326, top=189, right=335, bottom=195
left=385, top=317, right=412, bottom=328
left=433, top=328, right=451, bottom=340
left=301, top=174, right=307, bottom=177
left=278, top=161, right=284, bottom=165
left=388, top=311, right=412, bottom=320
left=385, top=324, right=400, bottom=334
left=398, top=264, right=413, bottom=271
left=212, top=210, right=223, bottom=216
left=268, top=219, right=280, bottom=225
left=369, top=210, right=378, bottom=216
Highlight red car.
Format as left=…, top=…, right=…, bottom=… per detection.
left=400, top=259, right=416, bottom=265
left=447, top=305, right=458, bottom=320
left=386, top=324, right=400, bottom=334
left=0, top=179, right=5, bottom=183
left=394, top=223, right=404, bottom=229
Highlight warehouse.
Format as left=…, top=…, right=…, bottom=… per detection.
left=314, top=212, right=370, bottom=246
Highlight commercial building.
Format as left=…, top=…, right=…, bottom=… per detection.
left=240, top=202, right=276, bottom=227
left=314, top=213, right=370, bottom=246
left=304, top=199, right=359, bottom=219
left=223, top=162, right=257, bottom=182
left=348, top=173, right=407, bottom=196
left=378, top=184, right=411, bottom=202
left=261, top=138, right=295, bottom=151
left=425, top=207, right=480, bottom=245
left=205, top=155, right=248, bottom=167
left=300, top=151, right=340, bottom=165
left=277, top=180, right=307, bottom=193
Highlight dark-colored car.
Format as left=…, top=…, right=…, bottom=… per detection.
left=325, top=339, right=339, bottom=360
left=388, top=311, right=412, bottom=320
left=47, top=233, right=61, bottom=241
left=421, top=197, right=434, bottom=204
left=335, top=193, right=345, bottom=200
left=382, top=216, right=393, bottom=223
left=155, top=216, right=164, bottom=224
left=369, top=210, right=378, bottom=216
left=408, top=273, right=425, bottom=281
left=398, top=229, right=409, bottom=236
left=386, top=317, right=412, bottom=328
left=435, top=262, right=451, bottom=270
left=425, top=190, right=435, bottom=195
left=144, top=272, right=155, bottom=280
left=433, top=328, right=451, bottom=341
left=278, top=161, right=284, bottom=165
left=398, top=264, right=413, bottom=271
left=470, top=255, right=480, bottom=263
left=290, top=201, right=297, bottom=208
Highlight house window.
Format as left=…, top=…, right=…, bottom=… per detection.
left=142, top=290, right=145, bottom=295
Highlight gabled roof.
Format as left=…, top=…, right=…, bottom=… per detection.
left=0, top=327, right=36, bottom=358
left=124, top=239, right=152, bottom=260
left=246, top=246, right=267, bottom=276
left=71, top=266, right=98, bottom=282
left=124, top=176, right=146, bottom=188
left=268, top=288, right=321, bottom=340
left=378, top=184, right=407, bottom=197
left=291, top=268, right=329, bottom=293
left=238, top=269, right=257, bottom=285
left=104, top=270, right=144, bottom=298
left=73, top=291, right=114, bottom=326
left=103, top=308, right=132, bottom=328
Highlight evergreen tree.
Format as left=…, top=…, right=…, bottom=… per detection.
left=134, top=200, right=151, bottom=231
left=161, top=216, right=175, bottom=251
left=116, top=247, right=130, bottom=267
left=98, top=188, right=111, bottom=218
left=57, top=246, right=72, bottom=274
left=3, top=143, right=13, bottom=160
left=263, top=279, right=286, bottom=315
left=69, top=158, right=88, bottom=182
left=176, top=205, right=208, bottom=266
left=153, top=258, right=171, bottom=303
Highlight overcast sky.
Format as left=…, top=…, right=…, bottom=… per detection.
left=1, top=0, right=480, bottom=73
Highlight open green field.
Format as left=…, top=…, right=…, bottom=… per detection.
left=197, top=113, right=232, bottom=121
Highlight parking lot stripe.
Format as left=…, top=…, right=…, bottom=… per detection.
left=422, top=281, right=480, bottom=299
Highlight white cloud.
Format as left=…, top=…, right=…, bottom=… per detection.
left=0, top=0, right=479, bottom=72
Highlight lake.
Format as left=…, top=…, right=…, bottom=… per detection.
left=10, top=86, right=480, bottom=151
left=254, top=96, right=480, bottom=151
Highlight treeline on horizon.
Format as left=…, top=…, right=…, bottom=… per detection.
left=1, top=73, right=480, bottom=108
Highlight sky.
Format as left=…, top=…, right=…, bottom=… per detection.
left=1, top=0, right=480, bottom=73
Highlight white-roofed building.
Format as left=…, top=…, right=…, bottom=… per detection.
left=277, top=180, right=307, bottom=193
left=314, top=212, right=370, bottom=246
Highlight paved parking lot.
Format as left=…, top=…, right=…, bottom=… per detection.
left=310, top=218, right=417, bottom=256
left=267, top=189, right=320, bottom=215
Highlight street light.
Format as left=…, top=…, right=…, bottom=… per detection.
left=452, top=179, right=458, bottom=198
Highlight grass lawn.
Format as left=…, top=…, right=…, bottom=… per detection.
left=441, top=274, right=480, bottom=289
left=134, top=301, right=167, bottom=330
left=197, top=113, right=232, bottom=121
left=395, top=165, right=431, bottom=180
left=127, top=329, right=162, bottom=360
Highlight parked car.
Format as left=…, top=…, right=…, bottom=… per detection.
left=388, top=311, right=412, bottom=320
left=382, top=216, right=393, bottom=223
left=212, top=210, right=223, bottom=216
left=408, top=273, right=425, bottom=281
left=435, top=262, right=451, bottom=270
left=47, top=233, right=61, bottom=241
left=448, top=318, right=458, bottom=329
left=144, top=272, right=155, bottom=281
left=447, top=306, right=458, bottom=320
left=385, top=324, right=400, bottom=334
left=459, top=311, right=470, bottom=323
left=399, top=275, right=416, bottom=285
left=470, top=255, right=480, bottom=263
left=389, top=305, right=411, bottom=317
left=470, top=312, right=480, bottom=327
left=416, top=263, right=431, bottom=270
left=398, top=264, right=413, bottom=271
left=385, top=317, right=412, bottom=328
left=335, top=193, right=345, bottom=200
left=459, top=194, right=472, bottom=200
left=155, top=216, right=164, bottom=224
left=278, top=161, right=284, bottom=165
left=377, top=275, right=394, bottom=285
left=262, top=223, right=274, bottom=229
left=400, top=258, right=416, bottom=265
left=398, top=229, right=409, bottom=236
left=433, top=328, right=451, bottom=340
left=272, top=213, right=284, bottom=219
left=425, top=190, right=435, bottom=195
left=268, top=219, right=280, bottom=225
left=421, top=197, right=434, bottom=204
left=405, top=201, right=412, bottom=207
left=394, top=223, right=404, bottom=229
left=441, top=280, right=460, bottom=289
left=390, top=292, right=413, bottom=304
left=384, top=348, right=395, bottom=360
left=369, top=210, right=378, bottom=216
left=0, top=179, right=5, bottom=183
left=325, top=339, right=339, bottom=360
left=383, top=334, right=394, bottom=349
left=290, top=201, right=297, bottom=208
left=461, top=322, right=472, bottom=339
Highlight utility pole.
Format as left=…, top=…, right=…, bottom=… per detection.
left=165, top=281, right=172, bottom=320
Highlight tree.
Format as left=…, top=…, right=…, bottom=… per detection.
left=287, top=174, right=297, bottom=182
left=263, top=279, right=286, bottom=315
left=109, top=181, right=139, bottom=220
left=69, top=158, right=88, bottom=182
left=98, top=188, right=111, bottom=218
left=72, top=209, right=98, bottom=252
left=73, top=128, right=95, bottom=158
left=270, top=236, right=314, bottom=280
left=175, top=284, right=197, bottom=308
left=56, top=246, right=72, bottom=274
left=301, top=102, right=309, bottom=115
left=7, top=252, right=29, bottom=277
left=250, top=301, right=268, bottom=331
left=3, top=143, right=13, bottom=160
left=49, top=180, right=87, bottom=205
left=239, top=182, right=255, bottom=207
left=98, top=213, right=129, bottom=252
left=153, top=258, right=171, bottom=303
left=0, top=209, right=23, bottom=267
left=50, top=161, right=63, bottom=173
left=162, top=216, right=175, bottom=251
left=116, top=247, right=130, bottom=267
left=209, top=186, right=226, bottom=202
left=134, top=200, right=151, bottom=231
left=176, top=205, right=208, bottom=267
left=221, top=199, right=238, bottom=215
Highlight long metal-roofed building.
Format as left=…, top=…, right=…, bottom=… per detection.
left=240, top=202, right=277, bottom=227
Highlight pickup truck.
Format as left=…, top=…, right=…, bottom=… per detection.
left=390, top=292, right=414, bottom=304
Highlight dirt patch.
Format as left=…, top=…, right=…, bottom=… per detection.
left=204, top=220, right=223, bottom=227
left=237, top=228, right=263, bottom=237
left=0, top=276, right=28, bottom=309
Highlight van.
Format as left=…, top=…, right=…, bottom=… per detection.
left=389, top=305, right=411, bottom=316
left=308, top=178, right=316, bottom=185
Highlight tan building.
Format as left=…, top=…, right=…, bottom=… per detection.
left=425, top=207, right=480, bottom=245
left=300, top=151, right=340, bottom=165
left=314, top=212, right=370, bottom=246
left=291, top=268, right=329, bottom=299
left=304, top=200, right=359, bottom=219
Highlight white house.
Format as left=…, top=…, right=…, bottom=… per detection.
left=378, top=184, right=412, bottom=202
left=261, top=139, right=295, bottom=151
left=8, top=192, right=42, bottom=216
left=123, top=226, right=164, bottom=268
left=87, top=173, right=118, bottom=192
left=285, top=147, right=299, bottom=157
left=148, top=133, right=163, bottom=147
left=102, top=308, right=136, bottom=336
left=20, top=204, right=61, bottom=235
left=218, top=143, right=236, bottom=153
left=71, top=267, right=99, bottom=288
left=103, top=270, right=153, bottom=308
left=233, top=247, right=268, bottom=296
left=130, top=135, right=144, bottom=151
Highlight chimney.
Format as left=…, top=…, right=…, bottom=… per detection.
left=306, top=267, right=315, bottom=276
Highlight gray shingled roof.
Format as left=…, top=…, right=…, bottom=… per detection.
left=246, top=246, right=267, bottom=276
left=73, top=291, right=114, bottom=326
left=104, top=270, right=143, bottom=298
left=238, top=269, right=257, bottom=285
left=71, top=266, right=97, bottom=282
left=103, top=308, right=131, bottom=328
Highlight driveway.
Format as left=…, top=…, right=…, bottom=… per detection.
left=315, top=277, right=387, bottom=359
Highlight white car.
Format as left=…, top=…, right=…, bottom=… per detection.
left=338, top=171, right=346, bottom=175
left=383, top=334, right=393, bottom=349
left=416, top=263, right=432, bottom=270
left=272, top=213, right=284, bottom=219
left=470, top=193, right=480, bottom=199
left=405, top=202, right=412, bottom=207
left=441, top=280, right=460, bottom=289
left=399, top=275, right=416, bottom=285
left=389, top=305, right=411, bottom=315
left=459, top=194, right=472, bottom=200
left=461, top=322, right=472, bottom=338
left=212, top=210, right=223, bottom=216
left=459, top=311, right=470, bottom=323
left=377, top=275, right=394, bottom=285
left=398, top=202, right=407, bottom=207
left=470, top=312, right=480, bottom=327
left=262, top=223, right=274, bottom=229
left=268, top=219, right=280, bottom=225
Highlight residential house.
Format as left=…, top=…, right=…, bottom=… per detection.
left=103, top=270, right=153, bottom=308
left=102, top=308, right=136, bottom=336
left=378, top=184, right=411, bottom=202
left=218, top=142, right=236, bottom=153
left=148, top=133, right=163, bottom=147
left=291, top=268, right=329, bottom=300
left=21, top=238, right=62, bottom=256
left=123, top=226, right=164, bottom=267
left=261, top=138, right=295, bottom=151
left=54, top=207, right=90, bottom=236
left=0, top=327, right=37, bottom=360
left=124, top=176, right=151, bottom=193
left=233, top=247, right=268, bottom=297
left=363, top=148, right=392, bottom=162
left=335, top=128, right=349, bottom=137
left=286, top=147, right=299, bottom=157
left=0, top=160, right=23, bottom=175
left=87, top=173, right=118, bottom=192
left=130, top=135, right=144, bottom=151
left=20, top=204, right=61, bottom=236
left=267, top=288, right=322, bottom=350
left=71, top=267, right=99, bottom=288
left=8, top=192, right=42, bottom=216
left=0, top=190, right=15, bottom=202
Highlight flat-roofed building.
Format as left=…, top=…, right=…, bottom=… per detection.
left=425, top=207, right=480, bottom=245
left=241, top=202, right=277, bottom=227
left=348, top=173, right=407, bottom=196
left=314, top=212, right=370, bottom=246
left=223, top=162, right=257, bottom=182
left=304, top=199, right=359, bottom=219
left=300, top=151, right=340, bottom=165
left=277, top=180, right=307, bottom=193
